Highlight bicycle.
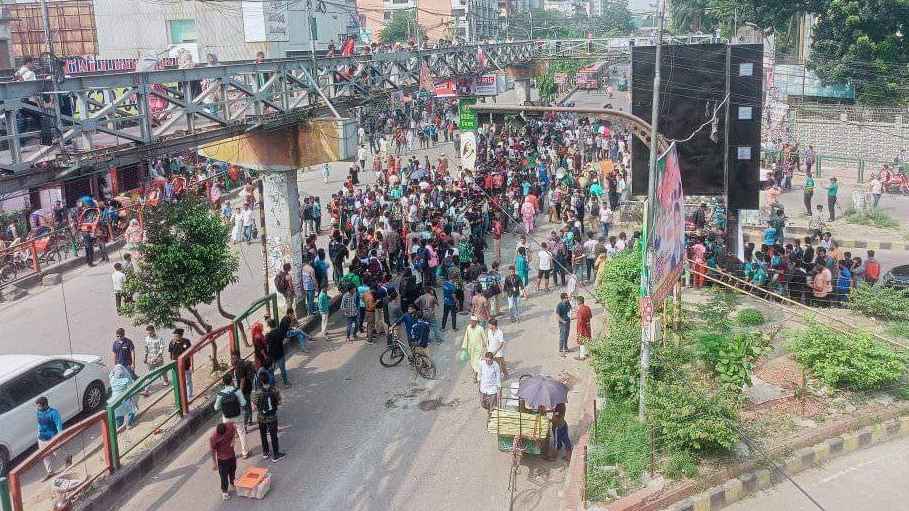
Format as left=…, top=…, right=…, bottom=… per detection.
left=378, top=327, right=437, bottom=380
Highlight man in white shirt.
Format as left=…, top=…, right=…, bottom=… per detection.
left=486, top=318, right=507, bottom=378
left=583, top=236, right=599, bottom=282
left=15, top=58, right=36, bottom=81
left=112, top=263, right=127, bottom=313
left=536, top=242, right=553, bottom=293
left=478, top=351, right=502, bottom=411
left=357, top=145, right=369, bottom=171
left=240, top=204, right=255, bottom=243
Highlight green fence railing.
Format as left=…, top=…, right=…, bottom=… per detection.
left=106, top=362, right=181, bottom=470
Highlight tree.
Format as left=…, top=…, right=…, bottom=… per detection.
left=809, top=0, right=909, bottom=105
left=380, top=11, right=426, bottom=44
left=122, top=194, right=239, bottom=335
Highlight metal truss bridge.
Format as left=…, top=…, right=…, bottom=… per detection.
left=0, top=34, right=718, bottom=196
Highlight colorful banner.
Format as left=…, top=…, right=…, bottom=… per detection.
left=65, top=56, right=177, bottom=75
left=644, top=142, right=685, bottom=305
left=433, top=80, right=457, bottom=97
left=460, top=131, right=477, bottom=171
left=458, top=97, right=478, bottom=131
left=472, top=74, right=498, bottom=96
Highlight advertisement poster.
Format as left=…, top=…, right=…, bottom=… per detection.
left=645, top=142, right=685, bottom=304
left=460, top=131, right=477, bottom=171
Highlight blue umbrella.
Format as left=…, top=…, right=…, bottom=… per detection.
left=517, top=375, right=568, bottom=410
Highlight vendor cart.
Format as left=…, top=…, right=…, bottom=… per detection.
left=488, top=380, right=550, bottom=456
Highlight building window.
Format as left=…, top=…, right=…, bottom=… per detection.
left=384, top=11, right=392, bottom=19
left=452, top=8, right=465, bottom=16
left=168, top=19, right=197, bottom=44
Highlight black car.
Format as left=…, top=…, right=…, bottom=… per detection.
left=881, top=264, right=909, bottom=289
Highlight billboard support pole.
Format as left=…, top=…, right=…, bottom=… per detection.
left=639, top=0, right=665, bottom=426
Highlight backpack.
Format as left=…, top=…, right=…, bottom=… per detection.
left=274, top=272, right=289, bottom=295
left=865, top=260, right=881, bottom=281
left=219, top=389, right=241, bottom=419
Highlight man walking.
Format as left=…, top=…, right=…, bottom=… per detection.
left=274, top=263, right=295, bottom=315
left=265, top=319, right=290, bottom=386
left=240, top=204, right=255, bottom=243
left=35, top=397, right=70, bottom=480
left=503, top=266, right=523, bottom=322
left=230, top=352, right=255, bottom=428
left=478, top=352, right=502, bottom=412
left=441, top=276, right=458, bottom=332
left=826, top=177, right=839, bottom=222
left=254, top=369, right=285, bottom=462
left=112, top=328, right=136, bottom=378
left=142, top=325, right=167, bottom=397
left=537, top=242, right=553, bottom=292
left=112, top=263, right=127, bottom=313
left=214, top=373, right=248, bottom=458
left=575, top=296, right=592, bottom=360
left=803, top=172, right=815, bottom=216
left=555, top=293, right=572, bottom=356
left=209, top=421, right=238, bottom=501
left=168, top=328, right=193, bottom=399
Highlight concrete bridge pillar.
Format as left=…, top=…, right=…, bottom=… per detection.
left=514, top=79, right=532, bottom=104
left=260, top=167, right=304, bottom=313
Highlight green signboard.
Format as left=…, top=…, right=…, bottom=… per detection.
left=458, top=97, right=478, bottom=131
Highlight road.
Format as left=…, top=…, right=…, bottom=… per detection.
left=726, top=435, right=909, bottom=511
left=102, top=186, right=598, bottom=511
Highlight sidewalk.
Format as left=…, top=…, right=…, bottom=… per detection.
left=100, top=220, right=599, bottom=511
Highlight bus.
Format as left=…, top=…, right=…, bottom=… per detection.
left=576, top=62, right=607, bottom=90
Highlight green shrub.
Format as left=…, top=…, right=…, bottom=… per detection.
left=787, top=323, right=907, bottom=391
left=696, top=330, right=771, bottom=394
left=843, top=208, right=900, bottom=229
left=735, top=308, right=766, bottom=327
left=663, top=450, right=698, bottom=480
left=590, top=320, right=642, bottom=402
left=646, top=381, right=739, bottom=453
left=849, top=284, right=909, bottom=322
left=596, top=249, right=642, bottom=322
left=888, top=321, right=909, bottom=339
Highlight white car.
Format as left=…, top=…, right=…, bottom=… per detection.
left=0, top=354, right=109, bottom=475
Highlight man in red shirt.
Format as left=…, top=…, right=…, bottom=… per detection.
left=210, top=421, right=238, bottom=500
left=575, top=296, right=593, bottom=360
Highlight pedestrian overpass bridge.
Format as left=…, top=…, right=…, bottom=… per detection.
left=0, top=34, right=717, bottom=196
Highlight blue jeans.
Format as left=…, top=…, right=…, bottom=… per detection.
left=273, top=356, right=288, bottom=384
left=429, top=315, right=443, bottom=343
left=601, top=222, right=610, bottom=238
left=345, top=316, right=358, bottom=339
left=243, top=225, right=253, bottom=242
left=559, top=321, right=570, bottom=352
left=507, top=295, right=520, bottom=321
left=288, top=329, right=309, bottom=352
left=304, top=288, right=316, bottom=315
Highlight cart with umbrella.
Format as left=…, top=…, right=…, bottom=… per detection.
left=488, top=374, right=568, bottom=509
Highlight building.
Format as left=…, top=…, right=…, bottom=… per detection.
left=5, top=0, right=96, bottom=64
left=543, top=0, right=578, bottom=16
left=92, top=0, right=358, bottom=63
left=369, top=0, right=497, bottom=42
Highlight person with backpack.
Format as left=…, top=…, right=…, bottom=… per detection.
left=253, top=368, right=285, bottom=462
left=214, top=372, right=248, bottom=458
left=230, top=352, right=255, bottom=427
left=274, top=263, right=295, bottom=314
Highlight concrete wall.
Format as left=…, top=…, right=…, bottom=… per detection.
left=792, top=107, right=907, bottom=161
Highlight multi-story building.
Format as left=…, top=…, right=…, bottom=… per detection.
left=368, top=0, right=497, bottom=42
left=543, top=0, right=579, bottom=16
left=92, top=0, right=359, bottom=63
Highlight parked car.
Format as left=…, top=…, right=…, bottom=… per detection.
left=881, top=264, right=909, bottom=290
left=0, top=354, right=109, bottom=475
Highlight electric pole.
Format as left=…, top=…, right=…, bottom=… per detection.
left=40, top=0, right=55, bottom=57
left=639, top=0, right=665, bottom=423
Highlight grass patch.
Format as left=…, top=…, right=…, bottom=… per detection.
left=843, top=208, right=900, bottom=229
left=586, top=401, right=649, bottom=501
left=735, top=308, right=766, bottom=327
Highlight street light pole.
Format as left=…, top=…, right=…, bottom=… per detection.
left=639, top=0, right=665, bottom=423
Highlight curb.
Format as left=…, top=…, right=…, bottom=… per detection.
left=74, top=293, right=340, bottom=511
left=561, top=370, right=599, bottom=511
left=741, top=233, right=909, bottom=252
left=665, top=415, right=909, bottom=511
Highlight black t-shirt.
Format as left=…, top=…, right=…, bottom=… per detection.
left=266, top=329, right=285, bottom=361
left=169, top=338, right=192, bottom=368
left=556, top=301, right=572, bottom=323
